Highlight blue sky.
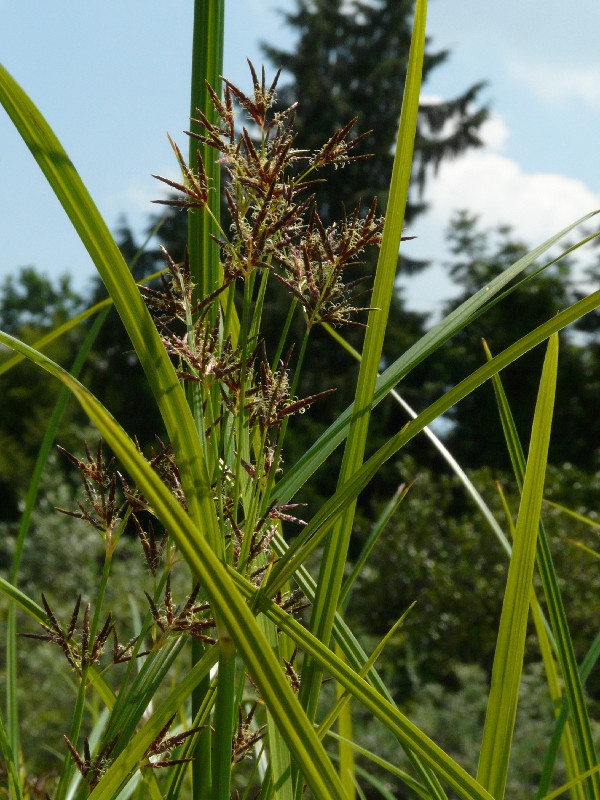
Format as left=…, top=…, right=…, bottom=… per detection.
left=1, top=1, right=599, bottom=316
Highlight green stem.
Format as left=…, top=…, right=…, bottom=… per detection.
left=192, top=641, right=213, bottom=796
left=188, top=3, right=225, bottom=797
left=261, top=325, right=311, bottom=520
left=212, top=638, right=237, bottom=800
left=233, top=274, right=258, bottom=571
left=188, top=0, right=224, bottom=308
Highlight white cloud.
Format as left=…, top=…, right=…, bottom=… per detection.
left=123, top=178, right=160, bottom=218
left=509, top=59, right=600, bottom=110
left=478, top=113, right=511, bottom=152
left=403, top=111, right=599, bottom=314
left=427, top=152, right=598, bottom=245
left=421, top=111, right=598, bottom=245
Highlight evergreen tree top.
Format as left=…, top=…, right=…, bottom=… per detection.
left=262, top=0, right=488, bottom=227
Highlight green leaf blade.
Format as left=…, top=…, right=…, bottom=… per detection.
left=477, top=334, right=559, bottom=799
left=0, top=64, right=221, bottom=553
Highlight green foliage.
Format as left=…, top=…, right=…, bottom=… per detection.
left=0, top=269, right=85, bottom=516
left=0, top=267, right=82, bottom=336
left=0, top=3, right=599, bottom=800
left=355, top=662, right=590, bottom=798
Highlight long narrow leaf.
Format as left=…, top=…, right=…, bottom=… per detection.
left=188, top=0, right=224, bottom=303
left=318, top=606, right=415, bottom=739
left=0, top=709, right=22, bottom=800
left=0, top=65, right=220, bottom=553
left=538, top=633, right=600, bottom=800
left=540, top=767, right=600, bottom=800
left=477, top=335, right=559, bottom=798
left=487, top=343, right=585, bottom=800
left=302, top=4, right=428, bottom=788
left=257, top=615, right=294, bottom=800
left=187, top=7, right=226, bottom=795
left=303, top=0, right=428, bottom=731
left=485, top=343, right=600, bottom=800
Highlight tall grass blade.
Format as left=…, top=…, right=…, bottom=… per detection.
left=211, top=640, right=237, bottom=800
left=544, top=500, right=600, bottom=531
left=0, top=65, right=220, bottom=552
left=537, top=633, right=600, bottom=800
left=0, top=709, right=22, bottom=800
left=488, top=348, right=584, bottom=800
left=303, top=0, right=428, bottom=708
left=257, top=615, right=294, bottom=800
left=477, top=335, right=559, bottom=798
left=540, top=766, right=600, bottom=800
left=531, top=599, right=585, bottom=800
left=187, top=9, right=226, bottom=792
left=188, top=0, right=224, bottom=303
left=485, top=342, right=600, bottom=800
left=318, top=608, right=415, bottom=739
left=297, top=2, right=427, bottom=790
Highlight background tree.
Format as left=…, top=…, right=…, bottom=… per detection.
left=0, top=268, right=85, bottom=518
left=429, top=211, right=600, bottom=471
left=261, top=0, right=488, bottom=229
left=349, top=459, right=600, bottom=699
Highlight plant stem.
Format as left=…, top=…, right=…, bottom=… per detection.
left=188, top=0, right=224, bottom=308
left=188, top=3, right=225, bottom=796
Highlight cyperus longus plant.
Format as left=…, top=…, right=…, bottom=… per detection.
left=1, top=0, right=600, bottom=799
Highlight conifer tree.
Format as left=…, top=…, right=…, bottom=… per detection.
left=262, top=0, right=488, bottom=231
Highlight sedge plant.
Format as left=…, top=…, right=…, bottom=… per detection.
left=1, top=1, right=600, bottom=798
